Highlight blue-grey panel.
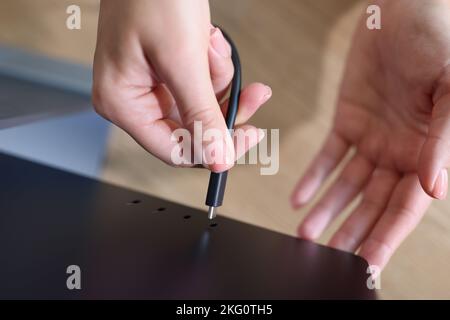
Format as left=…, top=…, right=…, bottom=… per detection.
left=0, top=45, right=91, bottom=95
left=0, top=73, right=92, bottom=129
left=0, top=46, right=109, bottom=177
left=0, top=46, right=93, bottom=129
left=0, top=110, right=110, bottom=178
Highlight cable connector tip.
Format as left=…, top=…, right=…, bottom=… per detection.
left=208, top=206, right=216, bottom=220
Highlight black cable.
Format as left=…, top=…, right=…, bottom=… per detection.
left=205, top=28, right=242, bottom=220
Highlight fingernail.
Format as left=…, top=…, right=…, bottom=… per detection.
left=297, top=221, right=321, bottom=241
left=432, top=169, right=448, bottom=199
left=210, top=27, right=231, bottom=58
left=292, top=199, right=306, bottom=210
left=261, top=85, right=272, bottom=102
left=292, top=188, right=314, bottom=209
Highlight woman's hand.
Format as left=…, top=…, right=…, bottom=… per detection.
left=93, top=0, right=271, bottom=172
left=291, top=0, right=450, bottom=269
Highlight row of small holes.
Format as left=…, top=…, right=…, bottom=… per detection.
left=127, top=200, right=165, bottom=211
left=126, top=201, right=216, bottom=227
left=127, top=200, right=141, bottom=205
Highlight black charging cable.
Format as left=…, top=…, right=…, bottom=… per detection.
left=205, top=28, right=241, bottom=220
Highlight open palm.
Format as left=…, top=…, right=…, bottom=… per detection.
left=291, top=0, right=450, bottom=269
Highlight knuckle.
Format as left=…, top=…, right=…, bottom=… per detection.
left=157, top=42, right=203, bottom=69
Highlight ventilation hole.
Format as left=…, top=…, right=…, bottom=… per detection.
left=183, top=215, right=191, bottom=220
left=152, top=207, right=166, bottom=213
left=127, top=200, right=141, bottom=205
left=209, top=223, right=218, bottom=228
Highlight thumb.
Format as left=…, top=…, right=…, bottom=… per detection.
left=418, top=94, right=450, bottom=199
left=153, top=31, right=235, bottom=173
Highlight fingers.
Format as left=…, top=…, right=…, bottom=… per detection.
left=222, top=83, right=270, bottom=161
left=209, top=27, right=234, bottom=101
left=290, top=130, right=350, bottom=208
left=298, top=154, right=374, bottom=240
left=94, top=14, right=265, bottom=172
left=328, top=168, right=400, bottom=252
left=418, top=94, right=450, bottom=199
left=220, top=83, right=272, bottom=126
left=128, top=118, right=188, bottom=167
left=233, top=125, right=265, bottom=161
left=209, top=28, right=272, bottom=124
left=95, top=84, right=189, bottom=166
left=358, top=174, right=432, bottom=270
left=151, top=28, right=234, bottom=173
